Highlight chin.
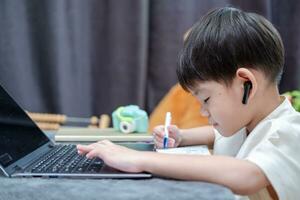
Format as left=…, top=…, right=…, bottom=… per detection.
left=215, top=127, right=235, bottom=137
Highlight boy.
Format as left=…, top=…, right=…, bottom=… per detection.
left=77, top=7, right=300, bottom=200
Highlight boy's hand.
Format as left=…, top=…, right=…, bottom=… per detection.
left=77, top=140, right=143, bottom=173
left=152, top=125, right=182, bottom=149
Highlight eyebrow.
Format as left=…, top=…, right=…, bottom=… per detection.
left=191, top=87, right=206, bottom=96
left=196, top=86, right=208, bottom=93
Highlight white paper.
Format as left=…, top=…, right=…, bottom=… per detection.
left=156, top=145, right=211, bottom=155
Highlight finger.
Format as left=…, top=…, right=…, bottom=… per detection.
left=77, top=150, right=84, bottom=155
left=154, top=136, right=162, bottom=148
left=154, top=136, right=164, bottom=144
left=152, top=125, right=164, bottom=136
left=153, top=130, right=164, bottom=138
left=154, top=134, right=172, bottom=149
left=154, top=141, right=163, bottom=149
left=155, top=142, right=163, bottom=149
left=100, top=139, right=113, bottom=145
left=153, top=133, right=164, bottom=143
left=155, top=139, right=174, bottom=149
left=153, top=125, right=164, bottom=131
left=167, top=125, right=178, bottom=138
left=86, top=149, right=100, bottom=159
left=168, top=138, right=176, bottom=148
left=77, top=144, right=94, bottom=153
left=79, top=142, right=99, bottom=149
left=167, top=125, right=178, bottom=132
left=87, top=142, right=100, bottom=147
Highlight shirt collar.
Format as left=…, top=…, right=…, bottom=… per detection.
left=264, top=96, right=295, bottom=121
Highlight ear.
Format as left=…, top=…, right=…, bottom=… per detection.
left=235, top=68, right=258, bottom=104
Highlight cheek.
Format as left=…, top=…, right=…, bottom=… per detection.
left=212, top=103, right=245, bottom=136
left=212, top=107, right=234, bottom=125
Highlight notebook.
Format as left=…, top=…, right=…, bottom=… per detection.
left=0, top=83, right=153, bottom=178
left=55, top=127, right=153, bottom=142
left=156, top=145, right=211, bottom=155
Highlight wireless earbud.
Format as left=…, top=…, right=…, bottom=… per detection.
left=242, top=81, right=252, bottom=104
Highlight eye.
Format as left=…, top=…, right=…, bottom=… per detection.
left=204, top=97, right=210, bottom=103
left=193, top=91, right=199, bottom=96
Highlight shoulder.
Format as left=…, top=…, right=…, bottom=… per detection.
left=244, top=112, right=300, bottom=200
left=264, top=110, right=300, bottom=141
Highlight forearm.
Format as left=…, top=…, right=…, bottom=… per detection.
left=179, top=126, right=215, bottom=147
left=139, top=152, right=269, bottom=195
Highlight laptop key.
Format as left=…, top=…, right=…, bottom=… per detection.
left=30, top=144, right=104, bottom=174
left=85, top=159, right=103, bottom=173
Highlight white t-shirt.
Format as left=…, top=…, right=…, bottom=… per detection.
left=213, top=97, right=300, bottom=200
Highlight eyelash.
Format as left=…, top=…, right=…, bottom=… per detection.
left=204, top=97, right=210, bottom=103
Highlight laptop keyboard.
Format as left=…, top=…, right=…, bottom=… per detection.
left=30, top=144, right=103, bottom=174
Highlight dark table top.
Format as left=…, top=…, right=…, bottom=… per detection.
left=0, top=176, right=235, bottom=200
left=0, top=132, right=235, bottom=200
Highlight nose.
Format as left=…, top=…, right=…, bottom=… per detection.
left=200, top=106, right=209, bottom=117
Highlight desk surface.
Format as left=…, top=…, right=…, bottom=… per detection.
left=0, top=131, right=235, bottom=200
left=0, top=177, right=234, bottom=200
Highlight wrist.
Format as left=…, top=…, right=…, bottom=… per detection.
left=177, top=130, right=184, bottom=147
left=136, top=151, right=154, bottom=172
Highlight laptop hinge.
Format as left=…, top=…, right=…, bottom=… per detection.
left=3, top=141, right=53, bottom=176
left=14, top=143, right=56, bottom=173
left=48, top=143, right=55, bottom=148
left=12, top=165, right=23, bottom=173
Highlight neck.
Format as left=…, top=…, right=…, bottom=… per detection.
left=246, top=85, right=283, bottom=134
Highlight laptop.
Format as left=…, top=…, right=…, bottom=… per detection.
left=0, top=84, right=153, bottom=178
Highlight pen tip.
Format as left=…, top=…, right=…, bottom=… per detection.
left=166, top=112, right=171, bottom=117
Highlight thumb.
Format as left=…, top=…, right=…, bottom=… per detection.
left=168, top=138, right=176, bottom=148
left=167, top=125, right=179, bottom=138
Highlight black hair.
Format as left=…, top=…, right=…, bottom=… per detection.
left=177, top=7, right=284, bottom=91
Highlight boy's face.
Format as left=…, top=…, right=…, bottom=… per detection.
left=191, top=79, right=251, bottom=137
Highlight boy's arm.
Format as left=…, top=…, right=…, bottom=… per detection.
left=140, top=153, right=270, bottom=195
left=179, top=126, right=215, bottom=147
left=77, top=140, right=269, bottom=195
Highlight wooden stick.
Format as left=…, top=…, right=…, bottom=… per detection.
left=27, top=112, right=66, bottom=124
left=27, top=112, right=99, bottom=125
left=36, top=122, right=60, bottom=130
left=99, top=114, right=110, bottom=128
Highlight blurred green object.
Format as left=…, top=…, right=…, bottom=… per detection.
left=112, top=105, right=148, bottom=133
left=285, top=90, right=300, bottom=112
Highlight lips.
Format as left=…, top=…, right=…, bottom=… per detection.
left=209, top=120, right=218, bottom=126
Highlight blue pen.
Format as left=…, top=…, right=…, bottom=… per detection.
left=163, top=112, right=172, bottom=148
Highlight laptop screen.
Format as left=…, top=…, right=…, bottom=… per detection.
left=0, top=85, right=49, bottom=168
